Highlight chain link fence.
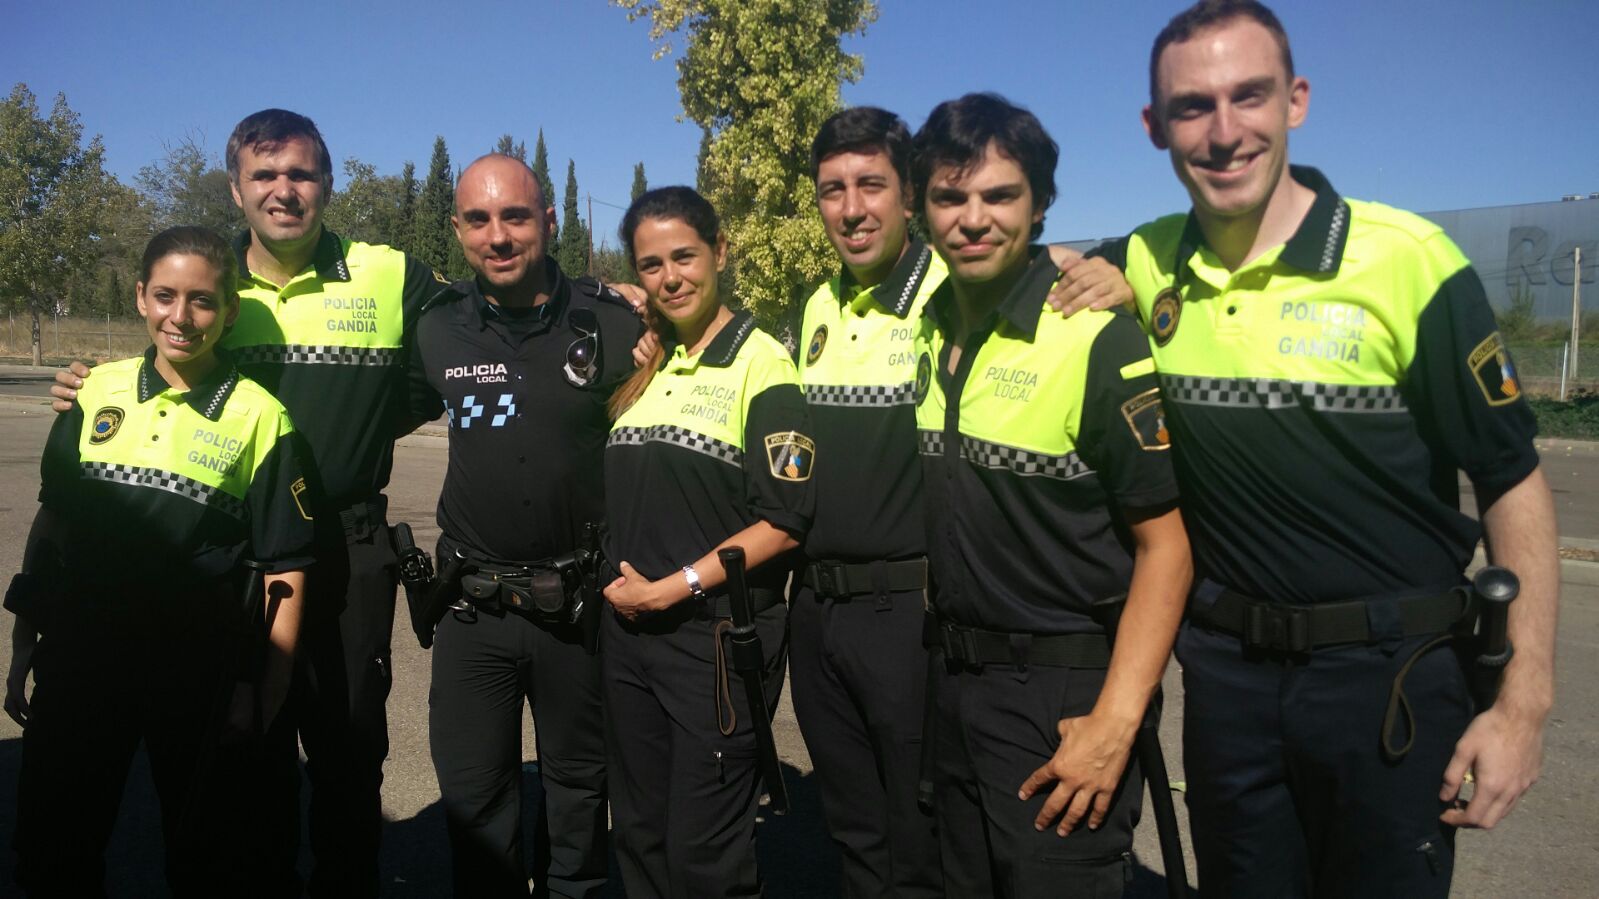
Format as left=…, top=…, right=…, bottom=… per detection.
left=1, top=312, right=151, bottom=364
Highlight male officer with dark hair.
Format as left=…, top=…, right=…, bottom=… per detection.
left=404, top=153, right=639, bottom=898
left=1062, top=2, right=1559, bottom=894
left=910, top=92, right=1192, bottom=898
left=54, top=107, right=448, bottom=897
left=793, top=104, right=1136, bottom=898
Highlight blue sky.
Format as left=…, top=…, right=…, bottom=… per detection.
left=4, top=0, right=1596, bottom=248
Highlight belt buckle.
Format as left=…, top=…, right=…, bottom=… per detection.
left=1244, top=603, right=1311, bottom=653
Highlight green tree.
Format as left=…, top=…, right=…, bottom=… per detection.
left=494, top=133, right=527, bottom=162
left=531, top=129, right=555, bottom=215
left=694, top=127, right=714, bottom=194
left=135, top=135, right=244, bottom=234
left=411, top=136, right=455, bottom=272
left=394, top=161, right=418, bottom=256
left=0, top=84, right=121, bottom=365
left=324, top=157, right=405, bottom=246
left=631, top=162, right=648, bottom=202
left=557, top=160, right=591, bottom=276
left=592, top=240, right=635, bottom=285
left=616, top=0, right=876, bottom=319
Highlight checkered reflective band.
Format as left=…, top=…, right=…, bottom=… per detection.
left=608, top=425, right=742, bottom=468
left=79, top=461, right=246, bottom=521
left=918, top=429, right=945, bottom=457
left=958, top=436, right=1093, bottom=481
left=1160, top=375, right=1407, bottom=413
left=231, top=344, right=401, bottom=367
left=805, top=382, right=918, bottom=407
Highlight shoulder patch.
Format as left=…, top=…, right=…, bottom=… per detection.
left=806, top=324, right=828, bottom=366
left=1468, top=332, right=1522, bottom=406
left=765, top=431, right=816, bottom=482
left=1149, top=287, right=1182, bottom=346
left=290, top=477, right=314, bottom=521
left=1120, top=388, right=1170, bottom=451
left=914, top=352, right=933, bottom=404
left=89, top=407, right=124, bottom=445
left=431, top=269, right=449, bottom=284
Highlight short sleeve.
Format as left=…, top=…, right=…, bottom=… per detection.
left=402, top=307, right=447, bottom=427
left=38, top=402, right=84, bottom=507
left=1406, top=239, right=1539, bottom=498
left=740, top=351, right=815, bottom=540
left=245, top=411, right=318, bottom=573
left=1075, top=312, right=1180, bottom=512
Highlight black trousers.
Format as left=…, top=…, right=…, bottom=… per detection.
left=789, top=583, right=941, bottom=898
left=282, top=519, right=398, bottom=899
left=13, top=592, right=297, bottom=898
left=429, top=602, right=608, bottom=898
left=1177, top=620, right=1474, bottom=898
left=601, top=603, right=787, bottom=899
left=931, top=652, right=1142, bottom=899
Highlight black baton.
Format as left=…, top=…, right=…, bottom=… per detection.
left=1469, top=565, right=1518, bottom=710
left=1096, top=595, right=1189, bottom=899
left=717, top=546, right=789, bottom=816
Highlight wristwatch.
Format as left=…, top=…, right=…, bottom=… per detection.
left=682, top=565, right=706, bottom=599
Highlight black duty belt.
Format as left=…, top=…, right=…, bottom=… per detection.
left=703, top=587, right=784, bottom=620
left=802, top=558, right=927, bottom=599
left=1194, top=588, right=1468, bottom=653
left=928, top=619, right=1111, bottom=669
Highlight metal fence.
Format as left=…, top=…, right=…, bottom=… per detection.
left=5, top=312, right=1596, bottom=395
left=1, top=312, right=150, bottom=363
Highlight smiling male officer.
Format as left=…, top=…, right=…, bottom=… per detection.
left=1066, top=2, right=1560, bottom=894
left=911, top=93, right=1192, bottom=898
left=404, top=154, right=638, bottom=898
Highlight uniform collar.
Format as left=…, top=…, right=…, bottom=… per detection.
left=233, top=226, right=352, bottom=284
left=840, top=241, right=933, bottom=319
left=660, top=309, right=758, bottom=370
left=457, top=256, right=571, bottom=332
left=136, top=345, right=241, bottom=421
left=924, top=248, right=1057, bottom=343
left=1172, top=165, right=1351, bottom=283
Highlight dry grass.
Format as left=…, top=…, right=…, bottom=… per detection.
left=0, top=313, right=149, bottom=363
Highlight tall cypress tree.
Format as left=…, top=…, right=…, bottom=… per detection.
left=411, top=137, right=454, bottom=272
left=631, top=162, right=647, bottom=202
left=531, top=130, right=555, bottom=215
left=494, top=134, right=527, bottom=162
left=557, top=159, right=590, bottom=276
left=394, top=161, right=418, bottom=256
left=694, top=128, right=714, bottom=195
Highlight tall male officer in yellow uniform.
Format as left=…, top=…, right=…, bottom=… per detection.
left=55, top=109, right=448, bottom=897
left=911, top=92, right=1192, bottom=898
left=1062, top=3, right=1560, bottom=895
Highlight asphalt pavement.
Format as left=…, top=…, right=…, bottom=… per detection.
left=0, top=394, right=1595, bottom=896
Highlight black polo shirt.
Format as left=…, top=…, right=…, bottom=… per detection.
left=604, top=311, right=816, bottom=595
left=407, top=258, right=641, bottom=562
left=41, top=348, right=315, bottom=588
left=228, top=228, right=444, bottom=512
left=915, top=249, right=1179, bottom=634
left=1111, top=166, right=1540, bottom=603
left=796, top=242, right=946, bottom=563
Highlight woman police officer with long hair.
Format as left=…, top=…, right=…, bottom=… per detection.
left=601, top=186, right=815, bottom=897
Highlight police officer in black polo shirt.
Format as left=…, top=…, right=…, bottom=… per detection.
left=405, top=154, right=639, bottom=898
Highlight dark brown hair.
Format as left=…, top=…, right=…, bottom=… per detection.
left=1150, top=0, right=1294, bottom=104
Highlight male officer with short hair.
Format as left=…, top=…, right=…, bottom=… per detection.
left=911, top=92, right=1192, bottom=898
left=1064, top=2, right=1559, bottom=894
left=404, top=153, right=638, bottom=898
